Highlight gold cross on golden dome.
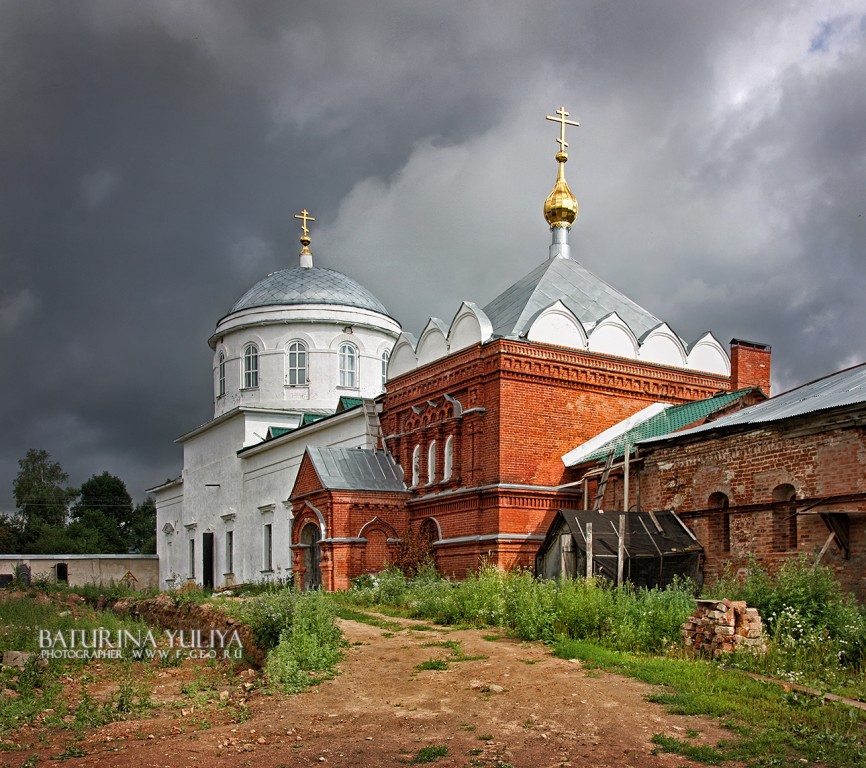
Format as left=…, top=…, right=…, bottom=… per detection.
left=546, top=106, right=580, bottom=154
left=293, top=208, right=316, bottom=238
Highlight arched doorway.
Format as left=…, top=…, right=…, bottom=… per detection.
left=301, top=522, right=322, bottom=590
left=420, top=517, right=438, bottom=552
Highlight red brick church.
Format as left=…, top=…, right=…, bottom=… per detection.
left=288, top=108, right=771, bottom=590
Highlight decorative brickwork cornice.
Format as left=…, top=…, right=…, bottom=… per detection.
left=495, top=341, right=728, bottom=400
left=385, top=339, right=729, bottom=412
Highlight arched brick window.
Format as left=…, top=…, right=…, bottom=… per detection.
left=443, top=435, right=454, bottom=481
left=709, top=492, right=731, bottom=552
left=411, top=445, right=421, bottom=487
left=427, top=440, right=437, bottom=484
left=772, top=483, right=797, bottom=551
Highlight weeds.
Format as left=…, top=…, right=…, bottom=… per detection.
left=264, top=591, right=344, bottom=693
left=706, top=557, right=866, bottom=698
left=409, top=744, right=448, bottom=763
left=650, top=733, right=727, bottom=764
left=415, top=659, right=449, bottom=671
left=340, top=563, right=695, bottom=653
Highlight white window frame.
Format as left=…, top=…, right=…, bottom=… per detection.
left=188, top=539, right=195, bottom=579
left=381, top=349, right=390, bottom=388
left=217, top=352, right=226, bottom=397
left=243, top=343, right=259, bottom=389
left=443, top=435, right=454, bottom=481
left=338, top=342, right=358, bottom=388
left=287, top=340, right=308, bottom=386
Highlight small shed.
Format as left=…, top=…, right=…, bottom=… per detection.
left=535, top=508, right=703, bottom=588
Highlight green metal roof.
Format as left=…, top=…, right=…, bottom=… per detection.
left=580, top=389, right=754, bottom=464
left=336, top=396, right=364, bottom=413
left=301, top=412, right=327, bottom=426
left=267, top=426, right=293, bottom=438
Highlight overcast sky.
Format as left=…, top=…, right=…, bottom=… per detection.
left=1, top=0, right=865, bottom=509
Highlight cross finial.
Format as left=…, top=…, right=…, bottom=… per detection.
left=546, top=106, right=580, bottom=155
left=294, top=208, right=315, bottom=239
left=293, top=208, right=316, bottom=266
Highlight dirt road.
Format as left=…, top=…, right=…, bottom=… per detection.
left=5, top=614, right=737, bottom=768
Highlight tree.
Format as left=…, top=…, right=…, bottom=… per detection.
left=70, top=471, right=134, bottom=553
left=128, top=497, right=156, bottom=554
left=13, top=448, right=77, bottom=552
left=0, top=515, right=21, bottom=554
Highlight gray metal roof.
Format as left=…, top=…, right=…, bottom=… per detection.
left=227, top=267, right=390, bottom=317
left=482, top=255, right=662, bottom=339
left=642, top=362, right=866, bottom=444
left=306, top=447, right=407, bottom=492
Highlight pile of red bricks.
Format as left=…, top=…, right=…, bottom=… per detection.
left=682, top=598, right=765, bottom=657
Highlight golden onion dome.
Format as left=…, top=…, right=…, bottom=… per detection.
left=543, top=151, right=578, bottom=228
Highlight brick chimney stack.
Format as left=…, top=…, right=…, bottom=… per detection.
left=730, top=339, right=771, bottom=394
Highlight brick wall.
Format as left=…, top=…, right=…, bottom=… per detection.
left=289, top=451, right=410, bottom=590
left=639, top=419, right=866, bottom=599
left=730, top=340, right=771, bottom=393
left=378, top=338, right=733, bottom=578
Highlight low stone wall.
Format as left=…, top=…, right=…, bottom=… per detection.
left=0, top=555, right=159, bottom=589
left=107, top=593, right=267, bottom=667
left=682, top=598, right=765, bottom=657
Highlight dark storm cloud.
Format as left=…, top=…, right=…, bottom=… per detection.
left=1, top=0, right=864, bottom=509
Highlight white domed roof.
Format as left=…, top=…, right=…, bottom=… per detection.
left=225, top=267, right=390, bottom=318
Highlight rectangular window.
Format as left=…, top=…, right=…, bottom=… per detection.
left=225, top=530, right=234, bottom=574
left=188, top=539, right=196, bottom=579
left=263, top=523, right=273, bottom=571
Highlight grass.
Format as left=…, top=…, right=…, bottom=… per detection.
left=0, top=593, right=153, bottom=654
left=409, top=744, right=449, bottom=763
left=0, top=593, right=160, bottom=736
left=650, top=733, right=728, bottom=764
left=262, top=590, right=345, bottom=693
left=555, top=638, right=866, bottom=767
left=418, top=639, right=488, bottom=665
left=415, top=659, right=449, bottom=671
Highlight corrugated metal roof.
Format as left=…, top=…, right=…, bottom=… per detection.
left=227, top=267, right=390, bottom=316
left=571, top=389, right=755, bottom=464
left=482, top=255, right=662, bottom=339
left=642, top=363, right=866, bottom=445
left=307, top=447, right=407, bottom=492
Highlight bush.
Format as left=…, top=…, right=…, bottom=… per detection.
left=345, top=561, right=695, bottom=653
left=231, top=586, right=299, bottom=649
left=265, top=591, right=344, bottom=693
left=504, top=570, right=556, bottom=641
left=706, top=556, right=866, bottom=667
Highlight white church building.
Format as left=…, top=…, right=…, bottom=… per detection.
left=149, top=214, right=400, bottom=588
